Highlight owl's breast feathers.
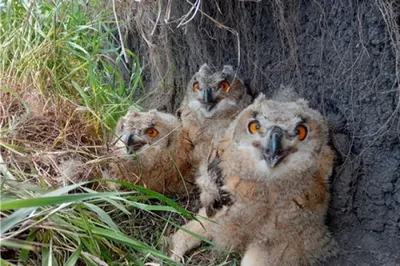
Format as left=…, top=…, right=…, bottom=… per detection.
left=205, top=142, right=335, bottom=217
left=293, top=145, right=334, bottom=211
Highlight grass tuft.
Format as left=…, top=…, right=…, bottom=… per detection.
left=0, top=0, right=187, bottom=265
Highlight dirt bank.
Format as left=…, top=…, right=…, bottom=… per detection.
left=120, top=1, right=400, bottom=264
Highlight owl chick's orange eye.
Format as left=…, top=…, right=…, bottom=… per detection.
left=295, top=125, right=308, bottom=141
left=248, top=120, right=262, bottom=134
left=193, top=82, right=200, bottom=92
left=145, top=127, right=159, bottom=138
left=218, top=80, right=230, bottom=92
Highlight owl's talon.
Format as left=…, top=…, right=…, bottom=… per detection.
left=170, top=253, right=183, bottom=263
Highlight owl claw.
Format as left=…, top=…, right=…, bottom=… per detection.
left=170, top=253, right=183, bottom=263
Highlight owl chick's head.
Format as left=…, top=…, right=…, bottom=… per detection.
left=113, top=108, right=180, bottom=155
left=185, top=64, right=249, bottom=118
left=226, top=94, right=329, bottom=179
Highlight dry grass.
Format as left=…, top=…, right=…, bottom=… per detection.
left=1, top=76, right=103, bottom=186
left=0, top=76, right=192, bottom=264
left=0, top=1, right=191, bottom=265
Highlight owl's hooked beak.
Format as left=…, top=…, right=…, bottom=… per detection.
left=125, top=133, right=147, bottom=154
left=263, top=126, right=290, bottom=167
left=202, top=88, right=216, bottom=111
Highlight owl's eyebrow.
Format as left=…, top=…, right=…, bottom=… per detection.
left=296, top=117, right=308, bottom=125
left=252, top=111, right=259, bottom=118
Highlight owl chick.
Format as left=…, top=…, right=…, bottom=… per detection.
left=169, top=94, right=337, bottom=265
left=179, top=63, right=252, bottom=208
left=202, top=85, right=302, bottom=217
left=108, top=108, right=195, bottom=196
left=179, top=63, right=252, bottom=167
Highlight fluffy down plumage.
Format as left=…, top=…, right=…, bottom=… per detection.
left=179, top=63, right=252, bottom=208
left=169, top=94, right=337, bottom=265
left=107, top=108, right=195, bottom=196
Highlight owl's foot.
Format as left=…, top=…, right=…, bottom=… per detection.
left=168, top=208, right=213, bottom=262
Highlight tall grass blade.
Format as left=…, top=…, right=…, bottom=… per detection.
left=1, top=192, right=132, bottom=211
left=64, top=243, right=82, bottom=266
left=83, top=203, right=120, bottom=232
left=1, top=183, right=89, bottom=234
left=90, top=227, right=175, bottom=263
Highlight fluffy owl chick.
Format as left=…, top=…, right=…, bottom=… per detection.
left=179, top=64, right=252, bottom=209
left=108, top=108, right=195, bottom=196
left=169, top=94, right=337, bottom=265
left=179, top=63, right=252, bottom=167
left=203, top=84, right=302, bottom=217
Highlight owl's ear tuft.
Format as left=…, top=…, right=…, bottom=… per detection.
left=296, top=98, right=309, bottom=107
left=193, top=64, right=212, bottom=79
left=148, top=109, right=158, bottom=115
left=222, top=65, right=234, bottom=75
left=148, top=109, right=161, bottom=119
left=272, top=85, right=300, bottom=102
left=198, top=63, right=211, bottom=75
left=253, top=93, right=267, bottom=105
left=127, top=107, right=141, bottom=117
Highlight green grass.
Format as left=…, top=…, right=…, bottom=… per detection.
left=0, top=0, right=142, bottom=129
left=0, top=181, right=185, bottom=265
left=0, top=0, right=191, bottom=265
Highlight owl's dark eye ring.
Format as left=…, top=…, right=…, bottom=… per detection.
left=193, top=82, right=200, bottom=92
left=295, top=124, right=308, bottom=141
left=146, top=127, right=159, bottom=138
left=248, top=120, right=262, bottom=134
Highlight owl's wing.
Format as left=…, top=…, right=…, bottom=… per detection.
left=199, top=137, right=234, bottom=217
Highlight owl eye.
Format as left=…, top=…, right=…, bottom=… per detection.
left=193, top=82, right=200, bottom=92
left=145, top=127, right=159, bottom=138
left=218, top=80, right=230, bottom=92
left=248, top=120, right=262, bottom=134
left=295, top=125, right=308, bottom=141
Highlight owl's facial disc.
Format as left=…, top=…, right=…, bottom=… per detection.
left=192, top=79, right=232, bottom=113
left=125, top=133, right=147, bottom=154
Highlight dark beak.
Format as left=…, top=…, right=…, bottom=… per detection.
left=264, top=126, right=288, bottom=167
left=202, top=88, right=216, bottom=111
left=125, top=133, right=146, bottom=154
left=203, top=88, right=213, bottom=104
